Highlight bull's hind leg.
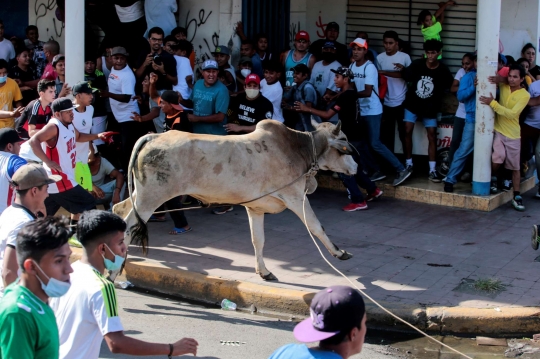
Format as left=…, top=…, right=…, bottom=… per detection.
left=245, top=207, right=277, bottom=280
left=284, top=195, right=353, bottom=260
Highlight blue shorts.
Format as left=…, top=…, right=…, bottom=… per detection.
left=403, top=109, right=437, bottom=128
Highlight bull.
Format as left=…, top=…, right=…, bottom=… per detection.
left=113, top=120, right=356, bottom=280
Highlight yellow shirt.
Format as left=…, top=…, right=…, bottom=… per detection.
left=0, top=78, right=23, bottom=129
left=491, top=83, right=530, bottom=139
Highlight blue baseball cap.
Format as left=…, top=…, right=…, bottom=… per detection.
left=201, top=60, right=219, bottom=71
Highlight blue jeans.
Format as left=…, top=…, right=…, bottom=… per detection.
left=339, top=141, right=377, bottom=203
left=445, top=122, right=475, bottom=184
left=361, top=114, right=405, bottom=172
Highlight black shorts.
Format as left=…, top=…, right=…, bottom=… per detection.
left=45, top=185, right=96, bottom=216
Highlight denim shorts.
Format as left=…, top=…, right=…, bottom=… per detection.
left=403, top=109, right=437, bottom=128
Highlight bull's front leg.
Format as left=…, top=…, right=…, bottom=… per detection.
left=245, top=207, right=278, bottom=281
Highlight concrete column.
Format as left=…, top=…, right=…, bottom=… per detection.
left=472, top=0, right=501, bottom=196
left=64, top=0, right=85, bottom=93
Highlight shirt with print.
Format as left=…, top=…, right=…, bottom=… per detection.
left=227, top=92, right=273, bottom=134
left=269, top=344, right=343, bottom=359
left=108, top=65, right=139, bottom=123
left=164, top=110, right=192, bottom=133
left=349, top=60, right=383, bottom=116
left=73, top=105, right=94, bottom=164
left=25, top=40, right=47, bottom=78
left=377, top=51, right=412, bottom=107
left=0, top=152, right=27, bottom=215
left=0, top=283, right=60, bottom=359
left=310, top=60, right=340, bottom=96
left=491, top=83, right=530, bottom=139
left=402, top=59, right=453, bottom=118
left=332, top=89, right=362, bottom=141
left=50, top=261, right=124, bottom=359
left=17, top=99, right=52, bottom=138
left=526, top=81, right=540, bottom=129
left=189, top=79, right=229, bottom=135
left=0, top=78, right=23, bottom=129
left=9, top=65, right=39, bottom=106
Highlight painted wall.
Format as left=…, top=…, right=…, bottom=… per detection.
left=28, top=0, right=65, bottom=51
left=500, top=0, right=540, bottom=60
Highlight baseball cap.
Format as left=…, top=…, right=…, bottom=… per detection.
left=51, top=98, right=79, bottom=113
left=245, top=74, right=260, bottom=86
left=201, top=60, right=219, bottom=71
left=160, top=91, right=183, bottom=111
left=295, top=31, right=310, bottom=42
left=52, top=54, right=65, bottom=66
left=322, top=41, right=336, bottom=49
left=292, top=63, right=310, bottom=75
left=111, top=47, right=129, bottom=57
left=293, top=286, right=365, bottom=343
left=72, top=81, right=98, bottom=95
left=0, top=128, right=24, bottom=149
left=239, top=56, right=253, bottom=65
left=212, top=45, right=230, bottom=56
left=11, top=163, right=62, bottom=191
left=326, top=22, right=340, bottom=31
left=331, top=66, right=354, bottom=78
left=350, top=38, right=368, bottom=49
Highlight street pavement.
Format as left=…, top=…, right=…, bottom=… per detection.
left=126, top=186, right=540, bottom=310
left=99, top=289, right=410, bottom=359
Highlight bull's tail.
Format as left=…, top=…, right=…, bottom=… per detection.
left=128, top=134, right=160, bottom=254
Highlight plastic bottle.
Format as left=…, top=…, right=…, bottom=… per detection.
left=221, top=299, right=237, bottom=311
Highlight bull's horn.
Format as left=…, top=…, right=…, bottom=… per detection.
left=310, top=116, right=320, bottom=130
left=332, top=121, right=342, bottom=135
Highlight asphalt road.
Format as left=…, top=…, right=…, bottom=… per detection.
left=98, top=288, right=410, bottom=359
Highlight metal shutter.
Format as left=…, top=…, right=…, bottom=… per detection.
left=346, top=0, right=477, bottom=74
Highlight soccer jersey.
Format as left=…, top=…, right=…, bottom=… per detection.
left=72, top=105, right=94, bottom=164
left=0, top=283, right=60, bottom=359
left=50, top=261, right=123, bottom=359
left=43, top=118, right=78, bottom=194
left=0, top=151, right=27, bottom=214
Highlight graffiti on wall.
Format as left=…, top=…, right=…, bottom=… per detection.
left=289, top=21, right=301, bottom=48
left=314, top=13, right=328, bottom=39
left=184, top=8, right=220, bottom=66
left=32, top=0, right=64, bottom=39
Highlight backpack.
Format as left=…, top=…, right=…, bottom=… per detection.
left=300, top=81, right=326, bottom=111
left=349, top=61, right=387, bottom=103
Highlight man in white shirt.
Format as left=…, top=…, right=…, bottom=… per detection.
left=349, top=38, right=410, bottom=187
left=51, top=210, right=199, bottom=359
left=378, top=31, right=412, bottom=153
left=310, top=42, right=341, bottom=124
left=171, top=40, right=194, bottom=111
left=72, top=82, right=96, bottom=193
left=0, top=128, right=27, bottom=214
left=0, top=21, right=15, bottom=62
left=0, top=163, right=61, bottom=295
left=260, top=60, right=284, bottom=122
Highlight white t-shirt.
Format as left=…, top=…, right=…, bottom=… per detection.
left=108, top=66, right=139, bottom=123
left=50, top=261, right=124, bottom=359
left=0, top=204, right=35, bottom=294
left=310, top=60, right=341, bottom=96
left=144, top=0, right=177, bottom=38
left=350, top=60, right=383, bottom=116
left=0, top=38, right=15, bottom=62
left=377, top=51, right=411, bottom=107
left=173, top=55, right=194, bottom=104
left=260, top=79, right=284, bottom=122
left=72, top=105, right=94, bottom=164
left=115, top=1, right=144, bottom=23
left=454, top=68, right=467, bottom=119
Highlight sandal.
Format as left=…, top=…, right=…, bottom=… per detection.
left=169, top=227, right=193, bottom=235
left=149, top=215, right=166, bottom=222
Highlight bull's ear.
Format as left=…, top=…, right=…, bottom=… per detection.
left=310, top=116, right=321, bottom=130
left=332, top=121, right=342, bottom=136
left=329, top=139, right=353, bottom=154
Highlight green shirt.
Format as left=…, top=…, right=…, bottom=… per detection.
left=421, top=16, right=443, bottom=59
left=0, top=283, right=59, bottom=359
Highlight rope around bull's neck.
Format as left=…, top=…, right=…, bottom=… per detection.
left=300, top=189, right=474, bottom=359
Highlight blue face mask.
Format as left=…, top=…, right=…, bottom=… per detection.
left=102, top=244, right=125, bottom=271
left=0, top=76, right=7, bottom=84
left=34, top=261, right=71, bottom=297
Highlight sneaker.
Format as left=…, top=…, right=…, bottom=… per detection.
left=535, top=188, right=540, bottom=199
left=502, top=180, right=512, bottom=192
left=212, top=206, right=234, bottom=215
left=393, top=168, right=412, bottom=186
left=366, top=188, right=383, bottom=202
left=532, top=225, right=540, bottom=250
left=68, top=236, right=82, bottom=248
left=443, top=182, right=454, bottom=193
left=429, top=171, right=443, bottom=183
left=369, top=171, right=386, bottom=182
left=490, top=176, right=499, bottom=194
left=512, top=195, right=525, bottom=211
left=342, top=202, right=368, bottom=211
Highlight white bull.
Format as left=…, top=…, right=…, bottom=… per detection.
left=113, top=120, right=357, bottom=280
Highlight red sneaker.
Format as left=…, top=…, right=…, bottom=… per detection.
left=366, top=188, right=383, bottom=202
left=342, top=202, right=368, bottom=212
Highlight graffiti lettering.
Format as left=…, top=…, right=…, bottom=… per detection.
left=184, top=9, right=220, bottom=67
left=289, top=21, right=301, bottom=47
left=315, top=14, right=327, bottom=39
left=33, top=0, right=64, bottom=38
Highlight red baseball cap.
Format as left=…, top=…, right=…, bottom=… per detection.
left=245, top=74, right=260, bottom=85
left=295, top=31, right=310, bottom=42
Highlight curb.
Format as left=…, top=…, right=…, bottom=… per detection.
left=69, top=248, right=540, bottom=336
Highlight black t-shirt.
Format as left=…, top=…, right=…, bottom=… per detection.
left=309, top=39, right=349, bottom=66
left=137, top=50, right=177, bottom=90
left=227, top=93, right=274, bottom=135
left=331, top=89, right=362, bottom=141
left=402, top=59, right=453, bottom=118
left=9, top=65, right=38, bottom=106
left=164, top=110, right=192, bottom=133
left=15, top=99, right=52, bottom=138
left=84, top=71, right=108, bottom=117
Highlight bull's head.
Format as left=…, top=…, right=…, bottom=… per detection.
left=311, top=119, right=357, bottom=176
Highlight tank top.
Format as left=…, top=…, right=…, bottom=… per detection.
left=0, top=152, right=15, bottom=214
left=42, top=118, right=78, bottom=194
left=284, top=50, right=313, bottom=87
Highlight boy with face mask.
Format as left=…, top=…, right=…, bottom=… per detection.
left=50, top=210, right=199, bottom=359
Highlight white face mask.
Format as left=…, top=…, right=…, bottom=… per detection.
left=245, top=88, right=260, bottom=99
left=240, top=69, right=251, bottom=77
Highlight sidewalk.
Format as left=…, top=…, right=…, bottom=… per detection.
left=121, top=186, right=540, bottom=333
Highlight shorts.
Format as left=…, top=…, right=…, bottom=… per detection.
left=75, top=162, right=93, bottom=191
left=403, top=109, right=437, bottom=128
left=45, top=185, right=96, bottom=216
left=492, top=131, right=520, bottom=170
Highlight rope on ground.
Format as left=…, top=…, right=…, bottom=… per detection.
left=301, top=189, right=474, bottom=359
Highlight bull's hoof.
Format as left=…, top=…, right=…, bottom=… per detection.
left=337, top=250, right=353, bottom=260
left=261, top=272, right=278, bottom=281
